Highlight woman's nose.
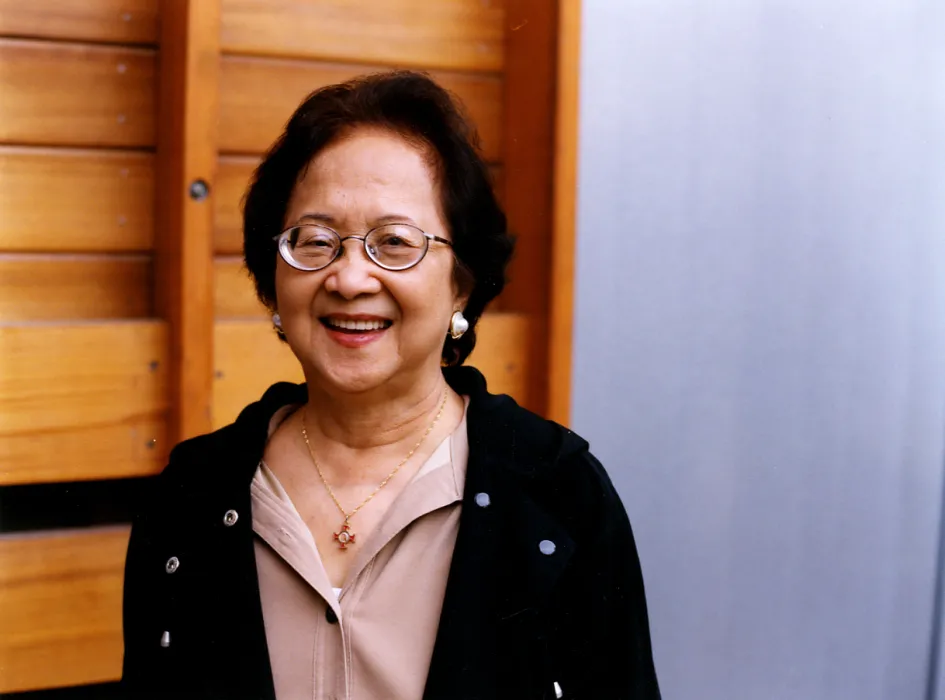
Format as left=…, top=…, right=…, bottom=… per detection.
left=322, top=240, right=383, bottom=298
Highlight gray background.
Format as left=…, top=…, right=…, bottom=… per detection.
left=571, top=1, right=945, bottom=698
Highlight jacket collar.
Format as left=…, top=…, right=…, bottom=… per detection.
left=226, top=365, right=588, bottom=486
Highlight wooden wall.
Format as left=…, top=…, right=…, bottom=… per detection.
left=0, top=1, right=161, bottom=693
left=0, top=0, right=560, bottom=693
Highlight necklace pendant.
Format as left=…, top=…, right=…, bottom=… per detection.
left=333, top=523, right=356, bottom=550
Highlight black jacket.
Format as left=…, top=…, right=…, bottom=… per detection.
left=121, top=366, right=660, bottom=699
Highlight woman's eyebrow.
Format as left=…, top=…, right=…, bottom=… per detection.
left=296, top=212, right=336, bottom=225
left=372, top=214, right=420, bottom=227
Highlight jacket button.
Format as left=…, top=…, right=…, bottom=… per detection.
left=325, top=607, right=339, bottom=624
left=223, top=509, right=239, bottom=526
left=539, top=539, right=556, bottom=555
left=165, top=556, right=180, bottom=574
left=160, top=630, right=171, bottom=648
left=474, top=492, right=491, bottom=508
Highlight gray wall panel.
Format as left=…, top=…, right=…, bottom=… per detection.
left=572, top=1, right=945, bottom=698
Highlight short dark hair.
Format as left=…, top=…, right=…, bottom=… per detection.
left=242, top=70, right=514, bottom=366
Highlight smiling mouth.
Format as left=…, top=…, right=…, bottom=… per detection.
left=320, top=317, right=393, bottom=333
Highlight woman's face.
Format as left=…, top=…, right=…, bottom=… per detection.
left=276, top=128, right=464, bottom=396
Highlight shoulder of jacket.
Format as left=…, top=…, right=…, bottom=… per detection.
left=481, top=398, right=628, bottom=536
left=473, top=391, right=591, bottom=474
left=157, top=380, right=306, bottom=494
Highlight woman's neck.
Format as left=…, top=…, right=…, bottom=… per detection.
left=302, top=374, right=450, bottom=453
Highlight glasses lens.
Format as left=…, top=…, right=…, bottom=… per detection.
left=365, top=225, right=427, bottom=270
left=283, top=226, right=338, bottom=270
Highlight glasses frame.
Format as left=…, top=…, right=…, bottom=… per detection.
left=273, top=223, right=453, bottom=272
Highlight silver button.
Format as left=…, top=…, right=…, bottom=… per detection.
left=474, top=492, right=491, bottom=508
left=539, top=539, right=556, bottom=555
left=160, top=630, right=171, bottom=648
left=223, top=509, right=239, bottom=526
left=165, top=556, right=179, bottom=574
left=554, top=681, right=563, bottom=699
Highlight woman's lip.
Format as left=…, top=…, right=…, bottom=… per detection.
left=322, top=324, right=388, bottom=349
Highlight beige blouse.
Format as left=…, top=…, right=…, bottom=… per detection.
left=250, top=406, right=469, bottom=700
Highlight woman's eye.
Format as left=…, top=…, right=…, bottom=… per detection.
left=299, top=238, right=332, bottom=248
left=382, top=236, right=407, bottom=246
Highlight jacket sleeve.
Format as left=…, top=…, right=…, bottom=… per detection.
left=551, top=453, right=661, bottom=699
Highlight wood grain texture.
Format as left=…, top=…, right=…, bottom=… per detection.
left=467, top=312, right=533, bottom=403
left=211, top=313, right=532, bottom=428
left=0, top=254, right=152, bottom=321
left=213, top=320, right=304, bottom=429
left=0, top=146, right=154, bottom=253
left=214, top=154, right=257, bottom=254
left=214, top=256, right=264, bottom=318
left=500, top=0, right=558, bottom=414
left=0, top=0, right=158, bottom=45
left=0, top=322, right=168, bottom=485
left=155, top=0, right=221, bottom=442
left=547, top=0, right=580, bottom=426
left=218, top=55, right=503, bottom=162
left=0, top=39, right=156, bottom=148
left=220, top=0, right=504, bottom=73
left=0, top=527, right=129, bottom=692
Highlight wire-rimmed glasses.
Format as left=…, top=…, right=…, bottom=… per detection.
left=273, top=223, right=453, bottom=272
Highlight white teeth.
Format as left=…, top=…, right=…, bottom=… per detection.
left=325, top=318, right=388, bottom=331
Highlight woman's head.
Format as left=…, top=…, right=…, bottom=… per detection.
left=243, top=71, right=513, bottom=395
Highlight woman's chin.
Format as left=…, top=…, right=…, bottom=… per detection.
left=312, top=361, right=397, bottom=396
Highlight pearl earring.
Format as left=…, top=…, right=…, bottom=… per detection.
left=449, top=311, right=469, bottom=339
left=272, top=313, right=287, bottom=340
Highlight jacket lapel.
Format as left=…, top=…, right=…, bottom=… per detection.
left=424, top=370, right=576, bottom=699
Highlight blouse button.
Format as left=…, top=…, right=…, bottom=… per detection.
left=165, top=556, right=180, bottom=574
left=223, top=509, right=239, bottom=526
left=160, top=630, right=171, bottom=648
left=539, top=539, right=557, bottom=556
left=474, top=492, right=491, bottom=508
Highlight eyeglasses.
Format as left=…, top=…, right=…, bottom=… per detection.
left=273, top=223, right=453, bottom=272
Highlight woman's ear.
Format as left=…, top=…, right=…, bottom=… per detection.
left=452, top=288, right=470, bottom=314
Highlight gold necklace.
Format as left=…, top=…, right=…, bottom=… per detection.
left=301, top=390, right=449, bottom=550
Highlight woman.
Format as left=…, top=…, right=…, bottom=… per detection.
left=121, top=71, right=660, bottom=699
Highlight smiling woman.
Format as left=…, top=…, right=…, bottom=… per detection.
left=120, top=71, right=660, bottom=699
left=272, top=127, right=467, bottom=395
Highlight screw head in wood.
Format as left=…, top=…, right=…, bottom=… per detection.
left=189, top=179, right=210, bottom=201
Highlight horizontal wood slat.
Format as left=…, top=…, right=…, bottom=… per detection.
left=467, top=312, right=532, bottom=402
left=0, top=322, right=168, bottom=485
left=213, top=320, right=304, bottom=429
left=0, top=0, right=158, bottom=45
left=0, top=39, right=156, bottom=148
left=211, top=313, right=531, bottom=428
left=213, top=157, right=505, bottom=255
left=0, top=255, right=152, bottom=321
left=215, top=256, right=263, bottom=318
left=215, top=155, right=256, bottom=253
left=218, top=55, right=503, bottom=161
left=220, top=0, right=504, bottom=73
left=0, top=527, right=128, bottom=692
left=0, top=146, right=154, bottom=253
